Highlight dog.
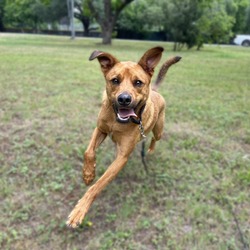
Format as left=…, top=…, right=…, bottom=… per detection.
left=67, top=47, right=181, bottom=228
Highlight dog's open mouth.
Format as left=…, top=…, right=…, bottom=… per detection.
left=117, top=108, right=137, bottom=122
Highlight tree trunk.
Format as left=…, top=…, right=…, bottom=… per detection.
left=82, top=18, right=90, bottom=37
left=173, top=42, right=177, bottom=51
left=101, top=0, right=113, bottom=45
left=102, top=24, right=113, bottom=45
left=0, top=18, right=4, bottom=32
left=0, top=3, right=4, bottom=32
left=87, top=0, right=134, bottom=45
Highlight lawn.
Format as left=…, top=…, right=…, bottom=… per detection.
left=0, top=34, right=249, bottom=250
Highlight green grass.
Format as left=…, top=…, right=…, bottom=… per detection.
left=0, top=34, right=249, bottom=250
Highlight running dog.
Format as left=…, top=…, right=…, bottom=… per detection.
left=67, top=47, right=181, bottom=228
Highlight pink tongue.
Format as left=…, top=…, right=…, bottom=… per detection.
left=118, top=109, right=137, bottom=118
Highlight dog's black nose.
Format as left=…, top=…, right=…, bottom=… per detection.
left=117, top=93, right=132, bottom=106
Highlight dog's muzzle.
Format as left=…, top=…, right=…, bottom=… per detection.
left=114, top=92, right=138, bottom=123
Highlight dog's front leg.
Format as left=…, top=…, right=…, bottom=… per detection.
left=67, top=138, right=135, bottom=228
left=83, top=128, right=107, bottom=185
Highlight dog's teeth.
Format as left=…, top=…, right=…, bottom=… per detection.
left=117, top=114, right=129, bottom=121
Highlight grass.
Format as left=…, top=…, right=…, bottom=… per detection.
left=0, top=33, right=249, bottom=250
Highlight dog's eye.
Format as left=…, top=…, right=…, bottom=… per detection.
left=134, top=80, right=143, bottom=87
left=111, top=78, right=120, bottom=85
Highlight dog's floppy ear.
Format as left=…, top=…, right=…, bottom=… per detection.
left=89, top=50, right=119, bottom=75
left=138, top=47, right=164, bottom=77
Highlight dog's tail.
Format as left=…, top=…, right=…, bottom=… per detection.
left=153, top=56, right=181, bottom=91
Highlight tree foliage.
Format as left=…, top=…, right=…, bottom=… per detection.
left=117, top=0, right=250, bottom=49
left=3, top=0, right=67, bottom=31
left=231, top=0, right=250, bottom=33
left=246, top=4, right=250, bottom=33
left=0, top=0, right=6, bottom=31
left=162, top=0, right=207, bottom=50
left=118, top=0, right=164, bottom=32
left=197, top=1, right=235, bottom=46
left=3, top=0, right=41, bottom=30
left=1, top=0, right=250, bottom=49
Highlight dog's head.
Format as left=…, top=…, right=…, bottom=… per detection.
left=89, top=47, right=163, bottom=123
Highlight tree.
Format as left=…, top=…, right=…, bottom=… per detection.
left=45, top=0, right=68, bottom=23
left=197, top=2, right=235, bottom=46
left=74, top=0, right=92, bottom=36
left=3, top=0, right=67, bottom=31
left=245, top=4, right=250, bottom=33
left=117, top=0, right=165, bottom=33
left=0, top=0, right=6, bottom=31
left=3, top=0, right=43, bottom=31
left=160, top=0, right=238, bottom=50
left=117, top=0, right=147, bottom=33
left=161, top=0, right=207, bottom=50
left=225, top=0, right=250, bottom=33
left=87, top=0, right=134, bottom=44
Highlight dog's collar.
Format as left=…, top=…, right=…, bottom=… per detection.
left=131, top=104, right=147, bottom=138
left=118, top=104, right=146, bottom=138
left=138, top=120, right=147, bottom=139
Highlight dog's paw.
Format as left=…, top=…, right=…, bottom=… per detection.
left=83, top=164, right=96, bottom=185
left=66, top=188, right=95, bottom=228
left=83, top=173, right=95, bottom=185
left=66, top=201, right=87, bottom=228
left=148, top=138, right=156, bottom=153
left=147, top=148, right=155, bottom=154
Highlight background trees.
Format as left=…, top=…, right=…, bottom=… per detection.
left=197, top=0, right=235, bottom=47
left=3, top=0, right=42, bottom=31
left=1, top=0, right=250, bottom=48
left=87, top=0, right=134, bottom=44
left=0, top=0, right=6, bottom=31
left=161, top=0, right=207, bottom=50
left=2, top=0, right=67, bottom=31
left=117, top=0, right=165, bottom=40
left=74, top=0, right=92, bottom=36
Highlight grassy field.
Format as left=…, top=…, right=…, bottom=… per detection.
left=0, top=33, right=249, bottom=250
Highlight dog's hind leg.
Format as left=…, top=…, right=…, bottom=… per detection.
left=148, top=108, right=165, bottom=153
left=83, top=128, right=107, bottom=185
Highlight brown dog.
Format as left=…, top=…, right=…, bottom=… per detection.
left=67, top=47, right=181, bottom=228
